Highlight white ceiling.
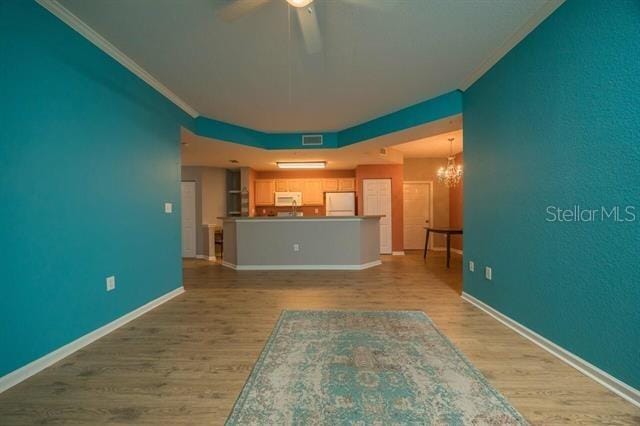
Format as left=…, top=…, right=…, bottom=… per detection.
left=182, top=114, right=462, bottom=170
left=57, top=0, right=556, bottom=132
left=182, top=129, right=403, bottom=170
left=393, top=129, right=463, bottom=158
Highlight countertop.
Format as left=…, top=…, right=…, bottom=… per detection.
left=218, top=215, right=383, bottom=222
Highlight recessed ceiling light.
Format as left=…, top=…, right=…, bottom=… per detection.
left=277, top=161, right=326, bottom=169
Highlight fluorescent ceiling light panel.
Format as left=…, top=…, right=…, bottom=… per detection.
left=277, top=161, right=326, bottom=169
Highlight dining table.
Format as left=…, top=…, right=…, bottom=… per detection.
left=423, top=227, right=463, bottom=268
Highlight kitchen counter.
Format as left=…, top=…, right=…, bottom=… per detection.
left=220, top=216, right=381, bottom=270
left=218, top=215, right=383, bottom=221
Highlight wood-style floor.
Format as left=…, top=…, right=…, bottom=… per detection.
left=0, top=252, right=638, bottom=425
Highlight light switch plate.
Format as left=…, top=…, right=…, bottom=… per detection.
left=106, top=276, right=116, bottom=291
left=293, top=244, right=300, bottom=252
left=469, top=261, right=475, bottom=272
left=164, top=202, right=173, bottom=213
left=485, top=267, right=492, bottom=280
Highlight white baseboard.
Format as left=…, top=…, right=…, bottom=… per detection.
left=0, top=286, right=185, bottom=394
left=222, top=260, right=382, bottom=271
left=196, top=254, right=216, bottom=261
left=461, top=292, right=640, bottom=408
left=392, top=251, right=405, bottom=256
left=430, top=247, right=463, bottom=255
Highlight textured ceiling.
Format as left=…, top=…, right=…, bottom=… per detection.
left=393, top=129, right=463, bottom=158
left=59, top=0, right=551, bottom=132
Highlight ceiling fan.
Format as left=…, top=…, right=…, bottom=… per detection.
left=217, top=0, right=354, bottom=55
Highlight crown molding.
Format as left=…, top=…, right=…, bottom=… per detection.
left=36, top=0, right=199, bottom=118
left=459, top=0, right=565, bottom=91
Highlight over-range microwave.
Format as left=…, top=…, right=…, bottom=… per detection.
left=275, top=192, right=303, bottom=206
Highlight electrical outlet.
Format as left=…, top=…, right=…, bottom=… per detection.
left=314, top=208, right=319, bottom=214
left=485, top=267, right=492, bottom=280
left=164, top=202, right=173, bottom=213
left=106, top=275, right=116, bottom=291
left=468, top=261, right=475, bottom=272
left=293, top=244, right=300, bottom=252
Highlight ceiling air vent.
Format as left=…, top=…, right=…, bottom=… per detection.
left=302, top=134, right=323, bottom=146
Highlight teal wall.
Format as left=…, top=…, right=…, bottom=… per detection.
left=337, top=90, right=462, bottom=147
left=0, top=1, right=193, bottom=376
left=463, top=0, right=640, bottom=389
left=195, top=91, right=462, bottom=150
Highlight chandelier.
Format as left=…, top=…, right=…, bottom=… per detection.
left=437, top=138, right=463, bottom=188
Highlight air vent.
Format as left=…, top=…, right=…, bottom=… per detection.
left=302, top=134, right=323, bottom=146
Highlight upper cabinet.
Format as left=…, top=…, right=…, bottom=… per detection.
left=323, top=178, right=354, bottom=192
left=255, top=179, right=275, bottom=206
left=254, top=176, right=355, bottom=206
left=275, top=179, right=304, bottom=192
left=338, top=178, right=355, bottom=191
left=303, top=179, right=324, bottom=205
left=287, top=179, right=304, bottom=192
left=323, top=179, right=339, bottom=192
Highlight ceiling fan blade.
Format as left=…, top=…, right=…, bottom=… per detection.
left=296, top=4, right=323, bottom=54
left=217, top=0, right=271, bottom=22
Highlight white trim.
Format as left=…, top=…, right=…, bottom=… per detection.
left=0, top=287, right=185, bottom=394
left=459, top=0, right=565, bottom=90
left=35, top=0, right=199, bottom=118
left=391, top=251, right=405, bottom=256
left=222, top=260, right=382, bottom=271
left=430, top=247, right=463, bottom=255
left=461, top=292, right=640, bottom=408
left=196, top=254, right=217, bottom=261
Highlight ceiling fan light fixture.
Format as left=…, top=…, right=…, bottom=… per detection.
left=286, top=0, right=313, bottom=8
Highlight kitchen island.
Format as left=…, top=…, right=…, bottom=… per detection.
left=220, top=216, right=381, bottom=270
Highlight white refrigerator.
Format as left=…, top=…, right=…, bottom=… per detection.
left=326, top=192, right=356, bottom=216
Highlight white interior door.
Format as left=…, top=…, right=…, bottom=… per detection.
left=363, top=179, right=392, bottom=254
left=403, top=182, right=432, bottom=250
left=181, top=181, right=196, bottom=258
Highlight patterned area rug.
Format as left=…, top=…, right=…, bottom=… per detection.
left=226, top=311, right=528, bottom=425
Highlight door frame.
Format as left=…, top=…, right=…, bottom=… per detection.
left=403, top=180, right=434, bottom=250
left=363, top=178, right=393, bottom=254
left=181, top=181, right=197, bottom=258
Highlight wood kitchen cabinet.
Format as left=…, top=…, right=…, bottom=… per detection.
left=254, top=179, right=275, bottom=206
left=303, top=179, right=324, bottom=205
left=287, top=179, right=304, bottom=192
left=338, top=178, right=355, bottom=191
left=323, top=179, right=339, bottom=192
left=255, top=177, right=355, bottom=206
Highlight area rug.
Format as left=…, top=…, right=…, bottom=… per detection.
left=226, top=310, right=527, bottom=425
